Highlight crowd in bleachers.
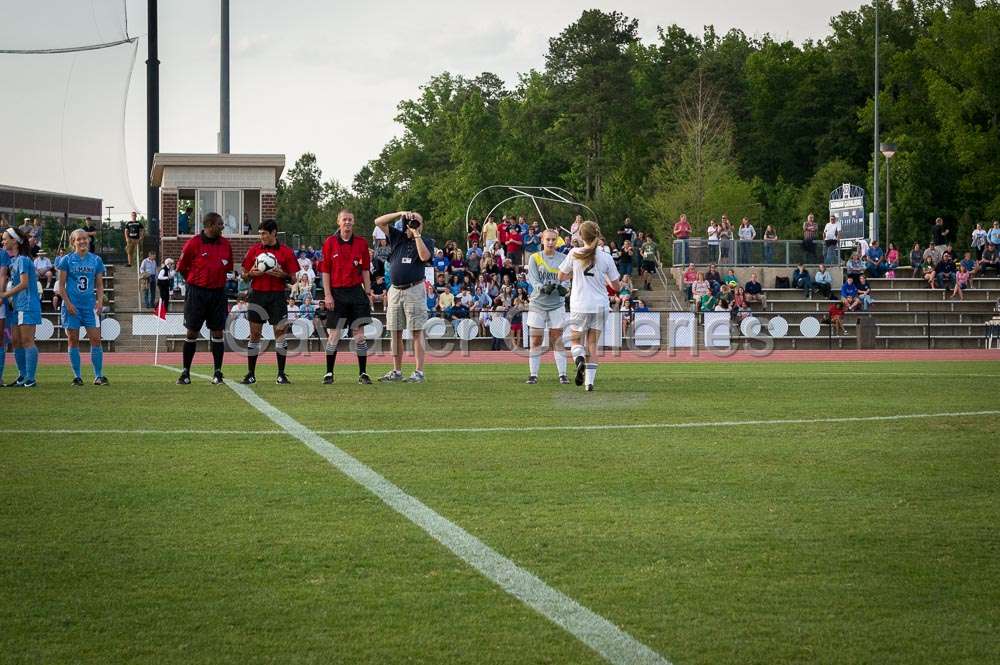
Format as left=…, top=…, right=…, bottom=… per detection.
left=152, top=215, right=664, bottom=337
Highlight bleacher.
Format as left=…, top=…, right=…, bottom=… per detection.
left=731, top=275, right=999, bottom=349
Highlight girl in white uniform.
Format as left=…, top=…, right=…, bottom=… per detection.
left=558, top=221, right=621, bottom=391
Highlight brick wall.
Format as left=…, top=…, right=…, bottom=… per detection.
left=161, top=190, right=178, bottom=236
left=261, top=191, right=277, bottom=221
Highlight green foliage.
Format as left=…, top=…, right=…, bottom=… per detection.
left=645, top=70, right=757, bottom=237
left=797, top=160, right=864, bottom=225
left=276, top=3, right=1000, bottom=252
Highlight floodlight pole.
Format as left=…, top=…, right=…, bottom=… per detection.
left=872, top=1, right=880, bottom=244
left=146, top=0, right=159, bottom=235
left=219, top=0, right=230, bottom=154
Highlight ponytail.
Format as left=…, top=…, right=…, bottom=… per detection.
left=574, top=221, right=601, bottom=268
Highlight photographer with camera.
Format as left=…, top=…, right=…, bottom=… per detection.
left=373, top=210, right=434, bottom=383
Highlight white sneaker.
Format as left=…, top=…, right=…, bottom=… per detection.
left=378, top=370, right=403, bottom=382
left=403, top=371, right=425, bottom=383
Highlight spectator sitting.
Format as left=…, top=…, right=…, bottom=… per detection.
left=286, top=297, right=300, bottom=321
left=951, top=264, right=970, bottom=300
left=633, top=298, right=650, bottom=312
left=865, top=240, right=886, bottom=278
left=433, top=273, right=448, bottom=295
left=935, top=252, right=956, bottom=290
left=856, top=275, right=874, bottom=311
left=960, top=252, right=977, bottom=285
left=425, top=289, right=438, bottom=316
left=722, top=269, right=739, bottom=289
left=704, top=263, right=722, bottom=296
left=300, top=295, right=316, bottom=321
left=921, top=257, right=937, bottom=289
left=449, top=249, right=466, bottom=279
left=290, top=273, right=313, bottom=303
left=791, top=263, right=812, bottom=299
left=296, top=251, right=315, bottom=282
left=33, top=250, right=54, bottom=289
left=681, top=263, right=698, bottom=300
left=450, top=298, right=471, bottom=328
left=698, top=292, right=717, bottom=313
left=448, top=274, right=462, bottom=296
left=691, top=272, right=711, bottom=309
left=500, top=258, right=517, bottom=284
left=437, top=289, right=455, bottom=317
left=744, top=273, right=767, bottom=308
left=730, top=287, right=750, bottom=321
left=909, top=243, right=923, bottom=277
left=827, top=300, right=846, bottom=335
left=979, top=243, right=999, bottom=275
left=840, top=275, right=861, bottom=311
left=884, top=242, right=900, bottom=278
left=432, top=248, right=449, bottom=273
left=922, top=244, right=941, bottom=267
left=845, top=253, right=866, bottom=281
left=717, top=283, right=732, bottom=309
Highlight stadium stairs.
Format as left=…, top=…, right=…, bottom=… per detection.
left=104, top=262, right=146, bottom=351
left=674, top=268, right=998, bottom=350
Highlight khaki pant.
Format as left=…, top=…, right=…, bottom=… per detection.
left=386, top=284, right=428, bottom=331
left=125, top=238, right=141, bottom=264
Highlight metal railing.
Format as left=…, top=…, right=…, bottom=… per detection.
left=671, top=238, right=846, bottom=267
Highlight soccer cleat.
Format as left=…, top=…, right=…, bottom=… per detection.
left=586, top=384, right=594, bottom=392
left=378, top=370, right=403, bottom=383
left=574, top=357, right=585, bottom=386
left=558, top=375, right=570, bottom=385
left=357, top=373, right=373, bottom=385
left=22, top=380, right=37, bottom=388
left=211, top=371, right=225, bottom=385
left=403, top=371, right=425, bottom=383
left=275, top=374, right=291, bottom=385
left=71, top=377, right=84, bottom=387
left=176, top=371, right=191, bottom=385
left=322, top=372, right=334, bottom=385
left=6, top=376, right=24, bottom=387
left=525, top=375, right=538, bottom=384
left=239, top=374, right=257, bottom=385
left=93, top=376, right=109, bottom=386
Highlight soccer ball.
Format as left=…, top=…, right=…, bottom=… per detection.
left=254, top=252, right=277, bottom=272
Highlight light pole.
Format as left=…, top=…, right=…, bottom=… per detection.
left=105, top=206, right=114, bottom=225
left=880, top=142, right=896, bottom=249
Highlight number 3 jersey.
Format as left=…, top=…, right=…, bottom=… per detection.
left=57, top=251, right=106, bottom=310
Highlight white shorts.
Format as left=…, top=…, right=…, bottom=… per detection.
left=525, top=307, right=567, bottom=330
left=566, top=311, right=606, bottom=332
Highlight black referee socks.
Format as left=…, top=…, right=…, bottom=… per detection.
left=182, top=340, right=197, bottom=371
left=246, top=342, right=259, bottom=375
left=356, top=339, right=368, bottom=375
left=325, top=342, right=337, bottom=374
left=210, top=339, right=224, bottom=373
left=275, top=339, right=288, bottom=376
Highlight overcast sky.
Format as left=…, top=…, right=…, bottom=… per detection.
left=0, top=0, right=867, bottom=219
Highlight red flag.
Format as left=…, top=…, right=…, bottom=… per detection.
left=156, top=300, right=167, bottom=320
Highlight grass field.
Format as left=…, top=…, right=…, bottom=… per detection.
left=2, top=361, right=998, bottom=664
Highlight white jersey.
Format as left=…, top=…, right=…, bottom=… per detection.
left=559, top=247, right=620, bottom=314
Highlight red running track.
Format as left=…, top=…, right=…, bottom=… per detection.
left=32, top=348, right=1000, bottom=366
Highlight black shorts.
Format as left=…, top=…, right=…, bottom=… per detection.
left=329, top=286, right=371, bottom=330
left=247, top=289, right=288, bottom=325
left=183, top=285, right=228, bottom=332
left=641, top=260, right=657, bottom=273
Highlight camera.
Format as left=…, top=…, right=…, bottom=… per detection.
left=402, top=214, right=421, bottom=229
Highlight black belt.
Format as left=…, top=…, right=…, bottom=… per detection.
left=393, top=280, right=423, bottom=290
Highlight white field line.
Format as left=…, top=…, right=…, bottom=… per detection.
left=156, top=365, right=671, bottom=665
left=10, top=409, right=1000, bottom=437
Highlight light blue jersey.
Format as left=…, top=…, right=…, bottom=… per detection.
left=9, top=254, right=41, bottom=316
left=59, top=251, right=105, bottom=310
left=0, top=250, right=10, bottom=320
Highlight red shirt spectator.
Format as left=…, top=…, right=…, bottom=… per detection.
left=242, top=241, right=299, bottom=292
left=504, top=223, right=522, bottom=255
left=673, top=217, right=691, bottom=239
left=319, top=233, right=370, bottom=288
left=177, top=232, right=233, bottom=289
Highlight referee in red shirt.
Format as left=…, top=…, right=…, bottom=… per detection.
left=239, top=219, right=299, bottom=385
left=319, top=209, right=372, bottom=384
left=175, top=212, right=234, bottom=385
